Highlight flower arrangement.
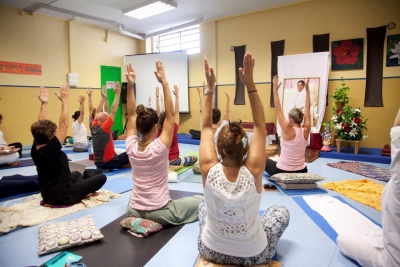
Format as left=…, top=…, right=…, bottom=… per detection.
left=331, top=106, right=367, bottom=141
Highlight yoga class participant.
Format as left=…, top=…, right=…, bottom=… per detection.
left=91, top=82, right=129, bottom=171
left=0, top=114, right=22, bottom=166
left=31, top=85, right=106, bottom=205
left=158, top=85, right=197, bottom=166
left=264, top=75, right=311, bottom=176
left=87, top=85, right=108, bottom=127
left=71, top=95, right=89, bottom=152
left=125, top=61, right=202, bottom=225
left=337, top=108, right=400, bottom=267
left=198, top=53, right=289, bottom=265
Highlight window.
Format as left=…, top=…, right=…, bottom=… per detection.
left=154, top=26, right=200, bottom=55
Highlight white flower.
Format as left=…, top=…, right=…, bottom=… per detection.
left=390, top=42, right=400, bottom=65
left=349, top=128, right=358, bottom=137
left=351, top=120, right=357, bottom=127
left=335, top=123, right=342, bottom=130
left=354, top=108, right=361, bottom=113
left=363, top=135, right=368, bottom=139
left=332, top=115, right=338, bottom=122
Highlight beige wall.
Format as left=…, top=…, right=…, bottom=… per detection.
left=1, top=0, right=399, bottom=148
left=180, top=0, right=400, bottom=148
left=0, top=5, right=141, bottom=145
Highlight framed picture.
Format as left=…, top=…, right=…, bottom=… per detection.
left=386, top=34, right=400, bottom=67
left=282, top=77, right=320, bottom=127
left=331, top=38, right=364, bottom=70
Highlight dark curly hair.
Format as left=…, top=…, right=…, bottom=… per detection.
left=212, top=108, right=221, bottom=124
left=30, top=120, right=57, bottom=145
left=72, top=111, right=80, bottom=121
left=136, top=104, right=158, bottom=134
left=216, top=121, right=249, bottom=166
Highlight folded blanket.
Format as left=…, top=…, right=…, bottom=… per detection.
left=0, top=189, right=120, bottom=233
left=321, top=179, right=384, bottom=211
left=194, top=255, right=282, bottom=267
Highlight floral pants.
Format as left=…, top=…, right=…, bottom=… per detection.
left=197, top=200, right=290, bottom=266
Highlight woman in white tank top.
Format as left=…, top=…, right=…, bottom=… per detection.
left=265, top=76, right=312, bottom=176
left=198, top=53, right=290, bottom=265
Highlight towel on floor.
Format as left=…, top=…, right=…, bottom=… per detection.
left=327, top=161, right=390, bottom=182
left=321, top=179, right=384, bottom=211
left=0, top=189, right=120, bottom=233
left=194, top=255, right=281, bottom=267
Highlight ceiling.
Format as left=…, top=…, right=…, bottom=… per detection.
left=0, top=0, right=308, bottom=39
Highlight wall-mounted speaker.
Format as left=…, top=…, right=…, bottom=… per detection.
left=67, top=73, right=78, bottom=87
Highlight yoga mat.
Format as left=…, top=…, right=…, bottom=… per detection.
left=177, top=133, right=200, bottom=145
left=293, top=195, right=381, bottom=244
left=267, top=180, right=327, bottom=196
left=0, top=191, right=40, bottom=202
left=0, top=159, right=35, bottom=169
left=68, top=190, right=202, bottom=267
left=327, top=161, right=390, bottom=182
left=319, top=146, right=390, bottom=164
left=73, top=159, right=95, bottom=167
left=181, top=173, right=202, bottom=183
left=102, top=178, right=133, bottom=194
left=104, top=168, right=131, bottom=176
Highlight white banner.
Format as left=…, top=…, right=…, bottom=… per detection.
left=277, top=52, right=330, bottom=135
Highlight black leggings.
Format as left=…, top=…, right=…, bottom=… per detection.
left=43, top=171, right=107, bottom=205
left=265, top=158, right=308, bottom=176
left=0, top=174, right=39, bottom=198
left=8, top=142, right=22, bottom=158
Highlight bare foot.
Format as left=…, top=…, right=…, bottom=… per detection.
left=9, top=161, right=20, bottom=166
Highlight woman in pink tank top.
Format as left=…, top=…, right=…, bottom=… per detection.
left=265, top=76, right=312, bottom=176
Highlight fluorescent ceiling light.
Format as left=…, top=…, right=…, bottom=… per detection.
left=123, top=0, right=177, bottom=20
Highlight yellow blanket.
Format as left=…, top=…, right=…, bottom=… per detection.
left=321, top=179, right=384, bottom=211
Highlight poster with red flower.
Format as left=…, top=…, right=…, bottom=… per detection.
left=331, top=38, right=364, bottom=70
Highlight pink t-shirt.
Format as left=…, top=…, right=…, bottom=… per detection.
left=277, top=127, right=308, bottom=171
left=126, top=135, right=171, bottom=210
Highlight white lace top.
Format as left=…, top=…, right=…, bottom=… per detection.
left=202, top=163, right=267, bottom=257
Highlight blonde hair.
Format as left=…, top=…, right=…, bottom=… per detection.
left=288, top=107, right=304, bottom=125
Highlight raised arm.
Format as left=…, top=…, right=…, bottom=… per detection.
left=173, top=85, right=180, bottom=125
left=240, top=52, right=266, bottom=190
left=125, top=62, right=137, bottom=137
left=102, top=85, right=109, bottom=113
left=77, top=95, right=85, bottom=124
left=302, top=78, right=312, bottom=139
left=86, top=87, right=93, bottom=115
left=160, top=95, right=165, bottom=112
left=54, top=84, right=69, bottom=145
left=148, top=95, right=152, bottom=108
left=273, top=75, right=290, bottom=132
left=155, top=60, right=174, bottom=149
left=394, top=108, right=400, bottom=127
left=223, top=92, right=230, bottom=121
left=200, top=56, right=219, bottom=186
left=109, top=82, right=121, bottom=121
left=95, top=90, right=107, bottom=116
left=155, top=87, right=161, bottom=115
left=37, top=86, right=48, bottom=121
left=197, top=85, right=203, bottom=113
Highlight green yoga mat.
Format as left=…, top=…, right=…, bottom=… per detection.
left=174, top=151, right=199, bottom=175
left=180, top=173, right=202, bottom=183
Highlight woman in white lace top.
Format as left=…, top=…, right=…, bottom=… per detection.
left=198, top=53, right=290, bottom=265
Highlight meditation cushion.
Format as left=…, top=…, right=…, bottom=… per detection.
left=270, top=173, right=325, bottom=184
left=120, top=217, right=163, bottom=238
left=38, top=215, right=104, bottom=255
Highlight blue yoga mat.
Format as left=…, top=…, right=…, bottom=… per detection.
left=103, top=177, right=133, bottom=194
left=177, top=134, right=200, bottom=145
left=293, top=195, right=381, bottom=244
left=104, top=168, right=131, bottom=176
left=267, top=179, right=328, bottom=196
left=0, top=191, right=40, bottom=202
left=0, top=159, right=36, bottom=169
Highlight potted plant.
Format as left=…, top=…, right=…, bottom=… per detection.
left=331, top=106, right=367, bottom=141
left=331, top=78, right=350, bottom=113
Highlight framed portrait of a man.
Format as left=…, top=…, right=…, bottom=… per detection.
left=282, top=77, right=320, bottom=127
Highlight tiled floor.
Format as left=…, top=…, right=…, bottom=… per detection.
left=0, top=142, right=387, bottom=267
